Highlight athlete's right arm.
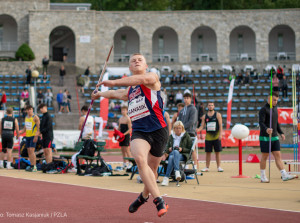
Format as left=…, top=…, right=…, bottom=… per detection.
left=91, top=88, right=128, bottom=101
left=15, top=118, right=20, bottom=138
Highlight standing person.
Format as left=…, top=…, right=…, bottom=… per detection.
left=196, top=102, right=223, bottom=172
left=26, top=65, right=32, bottom=85
left=259, top=92, right=296, bottom=182
left=19, top=105, right=40, bottom=172
left=78, top=105, right=94, bottom=140
left=38, top=103, right=53, bottom=164
left=67, top=90, right=72, bottom=112
left=83, top=66, right=91, bottom=88
left=280, top=75, right=288, bottom=98
left=59, top=65, right=66, bottom=86
left=91, top=53, right=169, bottom=217
left=59, top=90, right=70, bottom=114
left=118, top=106, right=132, bottom=169
left=178, top=92, right=198, bottom=172
left=0, top=91, right=7, bottom=110
left=42, top=56, right=49, bottom=74
left=0, top=108, right=19, bottom=169
left=56, top=90, right=63, bottom=112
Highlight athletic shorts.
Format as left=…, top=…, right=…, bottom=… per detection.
left=205, top=140, right=222, bottom=153
left=1, top=136, right=14, bottom=150
left=131, top=127, right=169, bottom=157
left=25, top=136, right=37, bottom=148
left=42, top=138, right=52, bottom=149
left=260, top=140, right=280, bottom=153
left=119, top=134, right=130, bottom=147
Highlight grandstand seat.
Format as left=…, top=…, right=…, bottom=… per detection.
left=200, top=93, right=206, bottom=97
left=195, top=74, right=200, bottom=78
left=249, top=86, right=255, bottom=90
left=210, top=86, right=216, bottom=90
left=233, top=99, right=240, bottom=103
left=46, top=86, right=52, bottom=89
left=255, top=92, right=262, bottom=96
left=216, top=99, right=223, bottom=103
left=208, top=80, right=214, bottom=84
left=202, top=99, right=207, bottom=103
left=232, top=107, right=238, bottom=111
left=231, top=114, right=238, bottom=118
left=171, top=107, right=177, bottom=111
left=180, top=86, right=186, bottom=90
left=217, top=86, right=224, bottom=90
left=233, top=93, right=238, bottom=97
left=215, top=93, right=222, bottom=97
left=244, top=123, right=251, bottom=127
left=12, top=81, right=17, bottom=84
left=201, top=74, right=207, bottom=78
left=215, top=80, right=221, bottom=84
left=263, top=92, right=269, bottom=96
left=283, top=98, right=289, bottom=102
left=239, top=93, right=246, bottom=97
left=208, top=93, right=214, bottom=97
left=249, top=99, right=256, bottom=103
left=164, top=107, right=169, bottom=111
left=202, top=86, right=208, bottom=90
left=252, top=79, right=258, bottom=83
left=253, top=122, right=259, bottom=127
left=5, top=81, right=10, bottom=84
left=4, top=86, right=9, bottom=90
left=223, top=114, right=227, bottom=118
left=222, top=107, right=227, bottom=110
left=18, top=80, right=24, bottom=84
left=194, top=80, right=199, bottom=84
left=248, top=107, right=255, bottom=111
left=248, top=114, right=256, bottom=118
left=216, top=74, right=221, bottom=78
left=224, top=93, right=228, bottom=96
left=258, top=98, right=264, bottom=102
left=201, top=80, right=206, bottom=84
left=240, top=107, right=246, bottom=111
left=18, top=74, right=24, bottom=78
left=257, top=106, right=262, bottom=110
left=195, top=86, right=200, bottom=90
left=264, top=86, right=270, bottom=89
left=165, top=86, right=171, bottom=90
left=256, top=86, right=263, bottom=89
left=247, top=93, right=254, bottom=97
left=240, top=114, right=247, bottom=118
left=0, top=81, right=3, bottom=84
left=241, top=86, right=247, bottom=90
left=259, top=80, right=265, bottom=83
left=173, top=86, right=179, bottom=90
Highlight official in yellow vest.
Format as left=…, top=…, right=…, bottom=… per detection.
left=19, top=105, right=40, bottom=172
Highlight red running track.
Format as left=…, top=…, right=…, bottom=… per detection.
left=1, top=176, right=299, bottom=223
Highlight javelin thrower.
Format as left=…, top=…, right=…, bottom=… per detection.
left=77, top=45, right=113, bottom=142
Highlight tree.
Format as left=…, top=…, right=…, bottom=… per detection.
left=15, top=43, right=35, bottom=61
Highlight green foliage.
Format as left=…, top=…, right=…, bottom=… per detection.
left=15, top=43, right=35, bottom=61
left=50, top=0, right=300, bottom=10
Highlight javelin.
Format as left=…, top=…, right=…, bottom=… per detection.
left=77, top=45, right=113, bottom=142
left=268, top=69, right=273, bottom=182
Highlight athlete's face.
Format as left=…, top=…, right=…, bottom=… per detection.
left=207, top=103, right=214, bottom=111
left=129, top=55, right=148, bottom=74
left=268, top=96, right=279, bottom=106
left=26, top=108, right=33, bottom=116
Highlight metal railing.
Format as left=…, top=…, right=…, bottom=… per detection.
left=230, top=53, right=256, bottom=62
left=152, top=54, right=178, bottom=63
left=0, top=41, right=18, bottom=52
left=191, top=53, right=217, bottom=62
left=269, top=52, right=296, bottom=61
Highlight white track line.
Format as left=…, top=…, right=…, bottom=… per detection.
left=1, top=174, right=299, bottom=214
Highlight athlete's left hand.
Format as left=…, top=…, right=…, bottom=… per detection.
left=33, top=135, right=38, bottom=143
left=280, top=134, right=285, bottom=141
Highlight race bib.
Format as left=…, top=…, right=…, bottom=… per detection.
left=128, top=96, right=150, bottom=121
left=25, top=121, right=32, bottom=130
left=207, top=122, right=216, bottom=131
left=3, top=121, right=13, bottom=130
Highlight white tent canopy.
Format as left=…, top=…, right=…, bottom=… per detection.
left=292, top=64, right=300, bottom=72
left=182, top=64, right=192, bottom=73
left=265, top=64, right=276, bottom=71
left=149, top=67, right=161, bottom=78
left=222, top=65, right=232, bottom=72
left=201, top=65, right=212, bottom=72
left=106, top=67, right=131, bottom=76
left=244, top=65, right=254, bottom=72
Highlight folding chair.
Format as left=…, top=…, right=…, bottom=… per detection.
left=182, top=137, right=199, bottom=185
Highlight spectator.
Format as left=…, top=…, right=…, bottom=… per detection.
left=67, top=90, right=72, bottom=112
left=56, top=90, right=63, bottom=112
left=196, top=102, right=204, bottom=128
left=171, top=73, right=178, bottom=85
left=21, top=88, right=29, bottom=103
left=179, top=73, right=186, bottom=84
left=269, top=67, right=276, bottom=78
left=0, top=91, right=7, bottom=110
left=59, top=65, right=66, bottom=86
left=42, top=56, right=49, bottom=74
left=44, top=89, right=53, bottom=107
left=277, top=65, right=284, bottom=80
left=37, top=90, right=44, bottom=105
left=63, top=47, right=68, bottom=62
left=178, top=92, right=198, bottom=172
left=272, top=74, right=279, bottom=92
left=280, top=75, right=288, bottom=98
left=175, top=90, right=183, bottom=105
left=20, top=99, right=26, bottom=118
left=41, top=72, right=48, bottom=83
left=83, top=66, right=91, bottom=88
left=165, top=76, right=170, bottom=84
left=171, top=103, right=185, bottom=128
left=167, top=91, right=175, bottom=107
left=59, top=90, right=70, bottom=114
left=244, top=72, right=250, bottom=86
left=236, top=73, right=243, bottom=85
left=26, top=65, right=32, bottom=85
left=161, top=121, right=192, bottom=186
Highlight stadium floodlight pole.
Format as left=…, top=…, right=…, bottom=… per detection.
left=268, top=69, right=273, bottom=182
left=77, top=45, right=113, bottom=142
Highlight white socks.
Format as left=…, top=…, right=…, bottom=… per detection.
left=0, top=160, right=3, bottom=168
left=260, top=169, right=266, bottom=177
left=280, top=169, right=288, bottom=177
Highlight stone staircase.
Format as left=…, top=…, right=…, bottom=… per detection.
left=47, top=62, right=86, bottom=130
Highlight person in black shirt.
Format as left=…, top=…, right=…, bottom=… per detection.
left=258, top=92, right=296, bottom=182
left=38, top=103, right=53, bottom=163
left=26, top=65, right=32, bottom=85
left=0, top=108, right=19, bottom=169
left=59, top=65, right=66, bottom=86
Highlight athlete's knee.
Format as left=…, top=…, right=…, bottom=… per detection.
left=2, top=148, right=7, bottom=153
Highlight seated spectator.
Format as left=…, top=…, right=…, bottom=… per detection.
left=37, top=90, right=44, bottom=104
left=179, top=73, right=186, bottom=84
left=236, top=73, right=243, bottom=85
left=44, top=89, right=53, bottom=107
left=161, top=121, right=192, bottom=186
left=39, top=71, right=48, bottom=83
left=175, top=91, right=183, bottom=105
left=20, top=99, right=26, bottom=118
left=244, top=72, right=250, bottom=86
left=109, top=101, right=115, bottom=110
left=171, top=73, right=178, bottom=85
left=272, top=74, right=279, bottom=92
left=21, top=88, right=29, bottom=103
left=165, top=76, right=170, bottom=84
left=167, top=91, right=175, bottom=107
left=277, top=65, right=284, bottom=80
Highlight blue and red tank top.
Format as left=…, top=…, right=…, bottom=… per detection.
left=128, top=84, right=166, bottom=132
